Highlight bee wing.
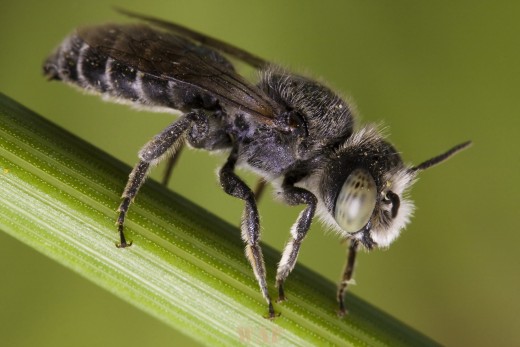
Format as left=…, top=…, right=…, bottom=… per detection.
left=78, top=24, right=280, bottom=121
left=115, top=8, right=269, bottom=69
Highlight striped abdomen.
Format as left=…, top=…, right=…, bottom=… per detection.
left=43, top=27, right=220, bottom=112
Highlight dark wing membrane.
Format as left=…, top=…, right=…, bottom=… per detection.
left=78, top=24, right=279, bottom=120
left=115, top=8, right=268, bottom=69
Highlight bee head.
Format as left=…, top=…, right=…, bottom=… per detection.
left=314, top=125, right=470, bottom=250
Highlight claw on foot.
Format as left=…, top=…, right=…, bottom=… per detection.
left=276, top=284, right=287, bottom=303
left=116, top=223, right=132, bottom=248
left=264, top=302, right=281, bottom=319
left=116, top=240, right=133, bottom=248
left=338, top=305, right=348, bottom=318
left=264, top=311, right=281, bottom=320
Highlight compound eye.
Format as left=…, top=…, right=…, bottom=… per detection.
left=334, top=168, right=377, bottom=233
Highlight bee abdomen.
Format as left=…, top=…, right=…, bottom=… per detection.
left=44, top=27, right=223, bottom=112
left=43, top=34, right=84, bottom=84
left=43, top=33, right=177, bottom=107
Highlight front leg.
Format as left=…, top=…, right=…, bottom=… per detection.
left=117, top=111, right=208, bottom=247
left=219, top=147, right=276, bottom=318
left=276, top=177, right=317, bottom=302
left=337, top=239, right=359, bottom=317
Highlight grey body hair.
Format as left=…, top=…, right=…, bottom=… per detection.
left=43, top=15, right=470, bottom=318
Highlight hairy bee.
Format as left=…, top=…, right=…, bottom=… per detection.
left=43, top=9, right=470, bottom=318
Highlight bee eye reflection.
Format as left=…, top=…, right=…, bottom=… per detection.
left=334, top=168, right=377, bottom=233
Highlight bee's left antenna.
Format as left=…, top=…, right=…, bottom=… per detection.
left=410, top=140, right=472, bottom=172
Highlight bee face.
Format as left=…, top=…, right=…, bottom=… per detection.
left=302, top=125, right=417, bottom=249
left=369, top=168, right=416, bottom=248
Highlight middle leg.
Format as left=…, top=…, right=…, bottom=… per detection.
left=219, top=147, right=276, bottom=318
left=161, top=144, right=184, bottom=186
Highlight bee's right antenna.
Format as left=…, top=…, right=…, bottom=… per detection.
left=409, top=140, right=472, bottom=173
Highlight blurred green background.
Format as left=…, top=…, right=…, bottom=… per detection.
left=1, top=1, right=519, bottom=346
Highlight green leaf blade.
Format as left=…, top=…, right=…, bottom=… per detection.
left=0, top=93, right=439, bottom=346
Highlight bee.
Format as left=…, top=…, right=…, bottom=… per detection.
left=43, top=9, right=470, bottom=318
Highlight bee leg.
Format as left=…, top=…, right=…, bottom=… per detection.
left=117, top=110, right=208, bottom=248
left=161, top=143, right=184, bottom=186
left=235, top=179, right=265, bottom=227
left=253, top=179, right=267, bottom=202
left=219, top=148, right=276, bottom=318
left=275, top=179, right=317, bottom=302
left=337, top=239, right=359, bottom=317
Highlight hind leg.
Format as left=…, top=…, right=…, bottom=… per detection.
left=116, top=110, right=208, bottom=247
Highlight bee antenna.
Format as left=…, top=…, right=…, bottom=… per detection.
left=410, top=140, right=472, bottom=172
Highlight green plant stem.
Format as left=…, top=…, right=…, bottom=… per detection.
left=0, top=93, right=439, bottom=346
